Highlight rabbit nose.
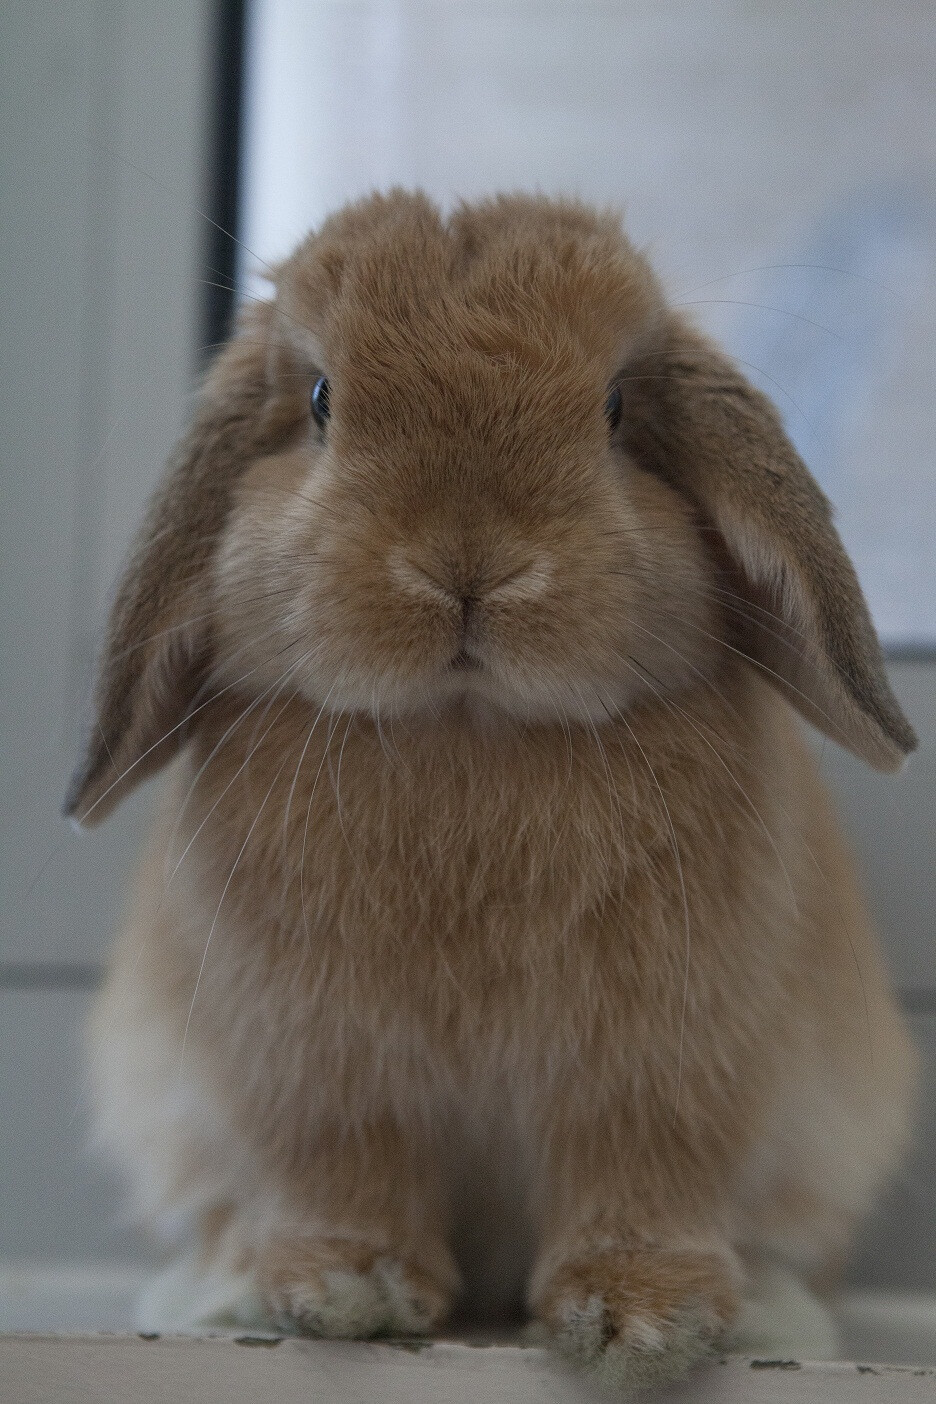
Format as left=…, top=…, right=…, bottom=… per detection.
left=389, top=550, right=477, bottom=606
left=390, top=548, right=550, bottom=611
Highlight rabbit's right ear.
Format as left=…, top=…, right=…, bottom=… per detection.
left=621, top=316, right=915, bottom=772
left=64, top=303, right=276, bottom=828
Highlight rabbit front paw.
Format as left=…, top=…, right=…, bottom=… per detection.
left=533, top=1243, right=738, bottom=1393
left=258, top=1234, right=455, bottom=1339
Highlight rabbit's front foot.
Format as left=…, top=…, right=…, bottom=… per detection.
left=532, top=1242, right=739, bottom=1393
left=258, top=1234, right=457, bottom=1339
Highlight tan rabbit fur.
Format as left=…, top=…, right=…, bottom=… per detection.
left=69, top=192, right=917, bottom=1392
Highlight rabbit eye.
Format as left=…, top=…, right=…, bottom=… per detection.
left=311, top=376, right=331, bottom=429
left=605, top=384, right=623, bottom=432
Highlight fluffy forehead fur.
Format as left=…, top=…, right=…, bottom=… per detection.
left=276, top=191, right=663, bottom=380
left=262, top=193, right=671, bottom=554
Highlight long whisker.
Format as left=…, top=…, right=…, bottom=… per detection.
left=198, top=279, right=331, bottom=350
left=674, top=262, right=901, bottom=303
left=71, top=653, right=272, bottom=824
left=300, top=706, right=345, bottom=962
left=28, top=644, right=299, bottom=916
left=536, top=681, right=576, bottom=876
left=281, top=681, right=338, bottom=849
left=163, top=645, right=320, bottom=894
left=280, top=682, right=339, bottom=945
left=696, top=581, right=823, bottom=661
left=570, top=683, right=627, bottom=860
left=178, top=759, right=287, bottom=1077
left=619, top=572, right=862, bottom=695
left=619, top=346, right=820, bottom=440
left=105, top=589, right=301, bottom=662
left=329, top=712, right=357, bottom=863
left=657, top=609, right=847, bottom=737
left=620, top=652, right=798, bottom=911
left=371, top=682, right=396, bottom=766
left=93, top=138, right=276, bottom=276
left=627, top=618, right=744, bottom=724
left=598, top=689, right=692, bottom=1129
left=673, top=298, right=842, bottom=341
left=624, top=651, right=874, bottom=1061
left=802, top=834, right=875, bottom=1066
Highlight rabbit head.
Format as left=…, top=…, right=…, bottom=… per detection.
left=65, top=191, right=915, bottom=826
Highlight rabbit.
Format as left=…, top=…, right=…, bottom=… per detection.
left=66, top=191, right=918, bottom=1393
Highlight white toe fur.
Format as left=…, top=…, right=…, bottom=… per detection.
left=137, top=1250, right=434, bottom=1339
left=551, top=1296, right=720, bottom=1393
left=275, top=1258, right=431, bottom=1338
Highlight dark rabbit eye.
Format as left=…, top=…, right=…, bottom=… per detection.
left=311, top=376, right=331, bottom=428
left=605, top=384, right=623, bottom=432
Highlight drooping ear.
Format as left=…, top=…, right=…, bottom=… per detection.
left=64, top=302, right=276, bottom=827
left=621, top=316, right=916, bottom=772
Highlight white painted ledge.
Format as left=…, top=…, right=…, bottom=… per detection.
left=2, top=1334, right=936, bottom=1404
left=3, top=1267, right=936, bottom=1401
left=4, top=1264, right=936, bottom=1364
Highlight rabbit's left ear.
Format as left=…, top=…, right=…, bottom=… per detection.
left=623, top=318, right=916, bottom=772
left=64, top=303, right=276, bottom=827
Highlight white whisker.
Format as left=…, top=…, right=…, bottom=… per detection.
left=598, top=689, right=692, bottom=1129
left=178, top=759, right=287, bottom=1078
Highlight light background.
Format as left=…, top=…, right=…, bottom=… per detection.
left=1, top=0, right=934, bottom=1304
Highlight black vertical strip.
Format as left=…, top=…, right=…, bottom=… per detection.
left=201, top=0, right=248, bottom=361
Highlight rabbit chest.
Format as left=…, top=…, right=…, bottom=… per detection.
left=160, top=681, right=799, bottom=1134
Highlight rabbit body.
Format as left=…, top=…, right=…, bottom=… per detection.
left=91, top=675, right=912, bottom=1375
left=72, top=193, right=916, bottom=1391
